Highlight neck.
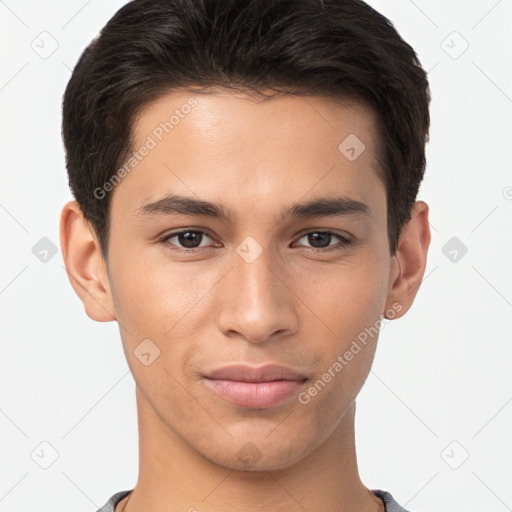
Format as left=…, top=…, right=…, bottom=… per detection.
left=118, top=386, right=383, bottom=512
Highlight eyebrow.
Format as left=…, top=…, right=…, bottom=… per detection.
left=135, top=194, right=371, bottom=222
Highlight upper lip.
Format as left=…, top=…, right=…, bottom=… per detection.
left=204, top=364, right=307, bottom=383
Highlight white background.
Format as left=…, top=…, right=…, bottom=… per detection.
left=1, top=1, right=511, bottom=511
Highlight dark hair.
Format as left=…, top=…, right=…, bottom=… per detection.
left=62, top=0, right=430, bottom=260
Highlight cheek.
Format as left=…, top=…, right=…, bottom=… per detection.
left=109, top=257, right=217, bottom=390
left=299, top=269, right=386, bottom=419
left=298, top=251, right=389, bottom=396
left=111, top=255, right=204, bottom=333
left=307, top=256, right=388, bottom=338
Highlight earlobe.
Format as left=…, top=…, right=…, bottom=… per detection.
left=59, top=200, right=116, bottom=322
left=384, top=201, right=431, bottom=319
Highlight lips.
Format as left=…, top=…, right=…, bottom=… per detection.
left=204, top=364, right=307, bottom=383
left=203, top=364, right=308, bottom=408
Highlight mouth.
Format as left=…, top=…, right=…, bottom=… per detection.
left=202, top=364, right=308, bottom=409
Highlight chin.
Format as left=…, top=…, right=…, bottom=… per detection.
left=197, top=431, right=314, bottom=472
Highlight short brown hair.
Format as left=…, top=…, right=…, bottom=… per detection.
left=62, top=0, right=431, bottom=260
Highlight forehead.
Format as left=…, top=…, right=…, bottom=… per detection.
left=132, top=88, right=380, bottom=155
left=111, top=89, right=384, bottom=223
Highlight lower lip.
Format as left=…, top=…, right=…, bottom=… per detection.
left=203, top=378, right=307, bottom=409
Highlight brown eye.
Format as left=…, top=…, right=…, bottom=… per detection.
left=162, top=230, right=215, bottom=250
left=295, top=231, right=351, bottom=251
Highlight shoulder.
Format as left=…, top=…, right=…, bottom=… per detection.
left=372, top=489, right=415, bottom=512
left=95, top=490, right=132, bottom=512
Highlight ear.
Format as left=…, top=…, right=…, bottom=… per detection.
left=59, top=200, right=116, bottom=322
left=384, top=200, right=431, bottom=320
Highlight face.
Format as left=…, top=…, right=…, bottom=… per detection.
left=96, top=90, right=403, bottom=470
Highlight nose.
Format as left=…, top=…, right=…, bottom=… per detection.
left=216, top=245, right=299, bottom=344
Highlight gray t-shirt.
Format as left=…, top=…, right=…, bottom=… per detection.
left=96, top=489, right=413, bottom=511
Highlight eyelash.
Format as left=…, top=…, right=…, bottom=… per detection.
left=159, top=229, right=352, bottom=253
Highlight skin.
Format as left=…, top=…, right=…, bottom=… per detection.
left=60, top=89, right=430, bottom=512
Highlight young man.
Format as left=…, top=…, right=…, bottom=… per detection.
left=59, top=0, right=431, bottom=510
